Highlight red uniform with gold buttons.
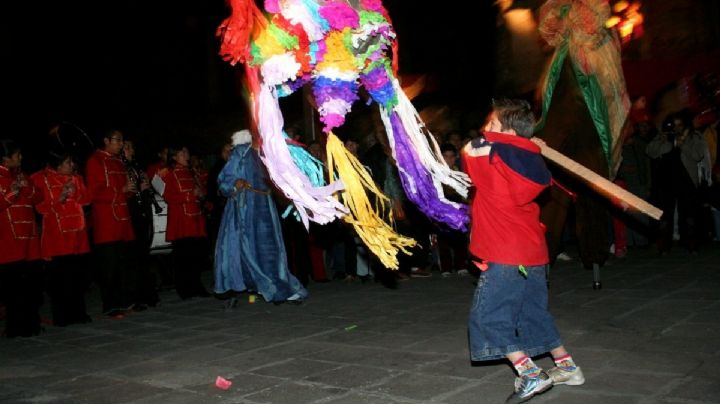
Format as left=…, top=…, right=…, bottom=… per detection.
left=30, top=168, right=91, bottom=259
left=0, top=166, right=41, bottom=264
left=85, top=150, right=135, bottom=244
left=160, top=166, right=206, bottom=241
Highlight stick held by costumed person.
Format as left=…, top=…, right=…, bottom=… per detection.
left=213, top=130, right=307, bottom=304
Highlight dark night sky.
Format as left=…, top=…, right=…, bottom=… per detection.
left=5, top=1, right=496, bottom=166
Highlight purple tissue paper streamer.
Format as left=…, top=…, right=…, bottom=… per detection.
left=390, top=112, right=469, bottom=231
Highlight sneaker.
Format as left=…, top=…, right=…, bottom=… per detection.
left=441, top=271, right=452, bottom=278
left=103, top=309, right=126, bottom=319
left=547, top=366, right=585, bottom=386
left=506, top=371, right=553, bottom=403
left=286, top=293, right=304, bottom=305
left=556, top=252, right=573, bottom=262
left=410, top=267, right=431, bottom=278
left=457, top=268, right=469, bottom=277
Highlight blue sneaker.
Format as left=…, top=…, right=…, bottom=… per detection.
left=505, top=370, right=553, bottom=403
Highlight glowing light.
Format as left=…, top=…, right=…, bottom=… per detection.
left=505, top=9, right=536, bottom=35
left=618, top=20, right=634, bottom=39
left=613, top=1, right=629, bottom=13
left=606, top=16, right=621, bottom=28
left=608, top=0, right=644, bottom=45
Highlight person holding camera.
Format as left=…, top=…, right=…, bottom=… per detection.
left=646, top=112, right=709, bottom=253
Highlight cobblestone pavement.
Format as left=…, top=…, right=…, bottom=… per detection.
left=1, top=244, right=719, bottom=403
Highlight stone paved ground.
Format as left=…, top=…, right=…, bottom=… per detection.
left=1, top=244, right=719, bottom=403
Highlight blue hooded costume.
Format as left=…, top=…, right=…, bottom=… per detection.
left=213, top=138, right=308, bottom=302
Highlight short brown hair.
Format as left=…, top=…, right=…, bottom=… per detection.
left=492, top=99, right=535, bottom=138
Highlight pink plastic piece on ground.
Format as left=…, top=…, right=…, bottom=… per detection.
left=215, top=376, right=232, bottom=390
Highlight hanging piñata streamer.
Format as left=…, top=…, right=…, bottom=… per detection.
left=326, top=132, right=416, bottom=269
left=256, top=83, right=347, bottom=228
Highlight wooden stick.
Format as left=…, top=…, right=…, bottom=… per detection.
left=533, top=139, right=663, bottom=220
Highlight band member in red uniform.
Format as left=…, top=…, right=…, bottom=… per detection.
left=85, top=130, right=136, bottom=317
left=31, top=151, right=92, bottom=326
left=161, top=145, right=210, bottom=299
left=0, top=139, right=43, bottom=337
left=122, top=139, right=159, bottom=309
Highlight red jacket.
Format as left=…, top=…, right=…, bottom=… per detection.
left=31, top=168, right=91, bottom=259
left=86, top=150, right=135, bottom=244
left=0, top=166, right=41, bottom=264
left=161, top=166, right=206, bottom=241
left=462, top=132, right=551, bottom=266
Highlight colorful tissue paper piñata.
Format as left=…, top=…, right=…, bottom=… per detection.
left=217, top=0, right=472, bottom=268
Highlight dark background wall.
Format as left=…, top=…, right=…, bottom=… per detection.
left=4, top=0, right=496, bottom=169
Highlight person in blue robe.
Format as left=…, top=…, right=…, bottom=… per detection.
left=213, top=130, right=308, bottom=304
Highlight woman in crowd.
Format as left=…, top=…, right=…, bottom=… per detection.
left=0, top=139, right=43, bottom=337
left=161, top=145, right=210, bottom=299
left=31, top=151, right=92, bottom=326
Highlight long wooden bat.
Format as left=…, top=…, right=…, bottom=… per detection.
left=532, top=139, right=663, bottom=220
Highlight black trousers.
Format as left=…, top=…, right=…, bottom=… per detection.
left=94, top=241, right=135, bottom=313
left=48, top=254, right=89, bottom=326
left=0, top=260, right=43, bottom=337
left=129, top=202, right=160, bottom=306
left=171, top=237, right=208, bottom=299
left=396, top=202, right=431, bottom=274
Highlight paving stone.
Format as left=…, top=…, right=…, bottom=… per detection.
left=322, top=391, right=413, bottom=403
left=369, top=372, right=471, bottom=401
left=0, top=244, right=717, bottom=403
left=302, top=364, right=399, bottom=389
left=440, top=381, right=513, bottom=404
left=666, top=376, right=720, bottom=402
left=242, top=381, right=346, bottom=403
left=358, top=349, right=450, bottom=371
left=585, top=370, right=683, bottom=396
left=45, top=374, right=127, bottom=395
left=41, top=350, right=145, bottom=372
left=61, top=381, right=171, bottom=403
left=250, top=358, right=342, bottom=379
left=532, top=389, right=643, bottom=404
left=416, top=356, right=500, bottom=379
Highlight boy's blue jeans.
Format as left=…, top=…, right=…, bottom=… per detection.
left=468, top=263, right=562, bottom=361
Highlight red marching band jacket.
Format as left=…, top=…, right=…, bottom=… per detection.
left=31, top=168, right=91, bottom=259
left=0, top=166, right=41, bottom=264
left=160, top=166, right=206, bottom=241
left=85, top=150, right=135, bottom=244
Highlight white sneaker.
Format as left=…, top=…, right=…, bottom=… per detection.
left=547, top=366, right=585, bottom=386
left=556, top=252, right=573, bottom=262
left=457, top=269, right=469, bottom=277
left=506, top=371, right=553, bottom=403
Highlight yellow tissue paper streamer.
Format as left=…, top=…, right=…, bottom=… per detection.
left=325, top=132, right=415, bottom=269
